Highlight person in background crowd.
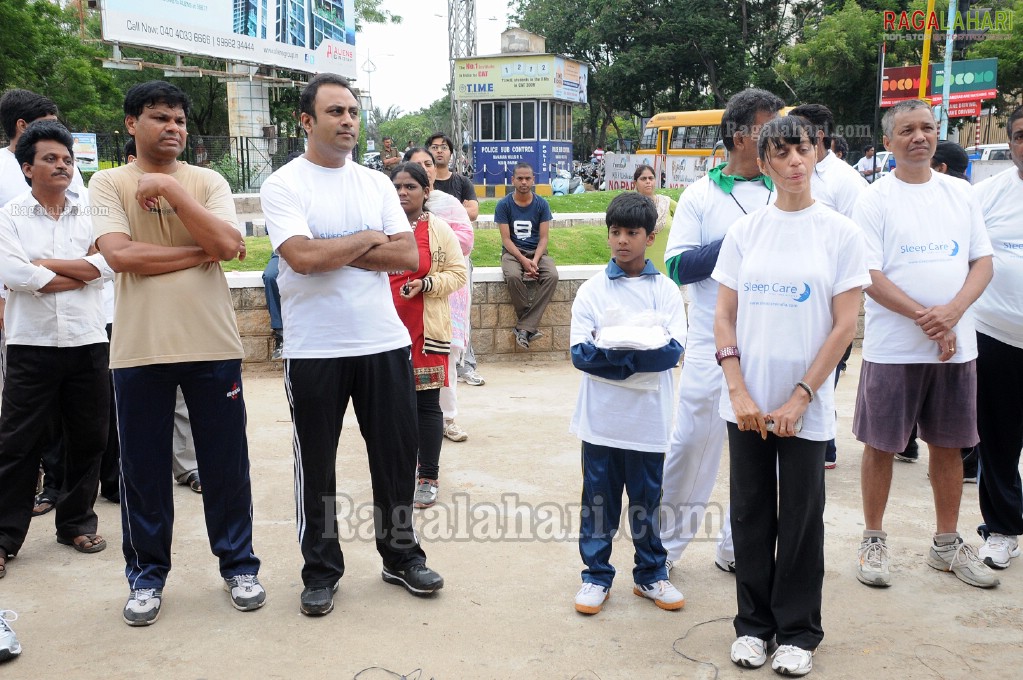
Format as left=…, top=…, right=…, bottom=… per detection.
left=632, top=163, right=676, bottom=276
left=387, top=162, right=466, bottom=508
left=403, top=146, right=476, bottom=442
left=660, top=88, right=784, bottom=576
left=831, top=135, right=849, bottom=161
left=971, top=104, right=1023, bottom=570
left=856, top=145, right=880, bottom=183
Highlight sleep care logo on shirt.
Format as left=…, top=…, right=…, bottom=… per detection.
left=899, top=239, right=959, bottom=261
left=1002, top=241, right=1023, bottom=258
left=742, top=280, right=811, bottom=308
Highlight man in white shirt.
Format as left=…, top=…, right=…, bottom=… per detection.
left=660, top=88, right=784, bottom=574
left=972, top=104, right=1023, bottom=570
left=791, top=103, right=869, bottom=469
left=261, top=73, right=444, bottom=617
left=0, top=120, right=113, bottom=577
left=852, top=99, right=997, bottom=589
left=0, top=89, right=86, bottom=517
left=855, top=145, right=881, bottom=183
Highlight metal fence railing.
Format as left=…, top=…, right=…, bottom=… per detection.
left=0, top=132, right=306, bottom=193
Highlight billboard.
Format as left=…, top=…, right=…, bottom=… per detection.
left=455, top=55, right=588, bottom=103
left=881, top=58, right=997, bottom=107
left=99, top=0, right=356, bottom=77
left=473, top=141, right=573, bottom=185
left=72, top=133, right=99, bottom=173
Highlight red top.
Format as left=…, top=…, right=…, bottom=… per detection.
left=389, top=215, right=447, bottom=390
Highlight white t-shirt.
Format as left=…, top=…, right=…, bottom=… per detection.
left=664, top=173, right=774, bottom=355
left=0, top=146, right=84, bottom=206
left=854, top=170, right=993, bottom=364
left=261, top=157, right=412, bottom=358
left=855, top=155, right=880, bottom=183
left=972, top=167, right=1023, bottom=348
left=570, top=267, right=687, bottom=452
left=812, top=150, right=867, bottom=218
left=712, top=203, right=871, bottom=441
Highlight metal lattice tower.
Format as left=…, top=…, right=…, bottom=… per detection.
left=448, top=0, right=476, bottom=174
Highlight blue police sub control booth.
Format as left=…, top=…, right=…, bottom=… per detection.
left=454, top=29, right=588, bottom=194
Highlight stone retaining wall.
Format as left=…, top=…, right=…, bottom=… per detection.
left=227, top=267, right=865, bottom=371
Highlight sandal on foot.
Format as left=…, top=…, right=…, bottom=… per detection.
left=184, top=471, right=202, bottom=494
left=32, top=493, right=56, bottom=517
left=56, top=533, right=107, bottom=554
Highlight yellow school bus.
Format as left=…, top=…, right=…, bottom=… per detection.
left=638, top=109, right=729, bottom=157
left=639, top=107, right=796, bottom=155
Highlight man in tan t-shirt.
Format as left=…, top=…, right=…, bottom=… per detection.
left=91, top=80, right=264, bottom=627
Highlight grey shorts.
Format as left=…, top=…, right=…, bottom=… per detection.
left=852, top=360, right=979, bottom=452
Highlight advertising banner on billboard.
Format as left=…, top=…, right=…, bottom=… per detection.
left=455, top=55, right=588, bottom=103
left=72, top=133, right=99, bottom=173
left=99, top=0, right=356, bottom=77
left=881, top=59, right=997, bottom=107
left=603, top=153, right=659, bottom=191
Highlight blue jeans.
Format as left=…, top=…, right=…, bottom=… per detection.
left=263, top=252, right=282, bottom=333
left=578, top=441, right=668, bottom=588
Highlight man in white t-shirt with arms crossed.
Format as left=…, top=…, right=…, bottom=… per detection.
left=261, top=74, right=444, bottom=618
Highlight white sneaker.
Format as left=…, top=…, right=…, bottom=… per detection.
left=715, top=555, right=736, bottom=573
left=458, top=368, right=485, bottom=386
left=772, top=645, right=814, bottom=676
left=633, top=580, right=685, bottom=610
left=979, top=534, right=1020, bottom=570
left=927, top=537, right=1000, bottom=588
left=857, top=536, right=891, bottom=587
left=730, top=635, right=768, bottom=668
left=0, top=610, right=21, bottom=662
left=224, top=574, right=266, bottom=611
left=665, top=558, right=675, bottom=573
left=443, top=419, right=468, bottom=442
left=574, top=582, right=609, bottom=615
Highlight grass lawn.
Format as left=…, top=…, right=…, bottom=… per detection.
left=224, top=226, right=615, bottom=272
left=478, top=188, right=682, bottom=215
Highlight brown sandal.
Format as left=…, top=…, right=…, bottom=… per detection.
left=56, top=533, right=107, bottom=554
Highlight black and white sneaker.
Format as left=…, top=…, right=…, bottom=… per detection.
left=382, top=564, right=444, bottom=596
left=123, top=588, right=163, bottom=626
left=224, top=574, right=266, bottom=611
left=300, top=582, right=338, bottom=617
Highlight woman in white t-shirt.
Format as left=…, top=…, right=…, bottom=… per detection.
left=712, top=116, right=870, bottom=676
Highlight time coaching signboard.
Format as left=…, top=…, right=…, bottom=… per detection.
left=98, top=0, right=357, bottom=77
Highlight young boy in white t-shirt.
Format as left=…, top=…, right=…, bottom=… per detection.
left=569, top=192, right=688, bottom=615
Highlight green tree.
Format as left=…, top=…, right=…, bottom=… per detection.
left=355, top=0, right=402, bottom=28
left=0, top=0, right=121, bottom=132
left=969, top=0, right=1023, bottom=114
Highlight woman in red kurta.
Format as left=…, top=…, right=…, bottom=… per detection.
left=388, top=162, right=466, bottom=509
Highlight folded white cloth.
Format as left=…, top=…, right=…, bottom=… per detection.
left=595, top=324, right=670, bottom=351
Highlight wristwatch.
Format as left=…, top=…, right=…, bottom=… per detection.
left=715, top=346, right=740, bottom=365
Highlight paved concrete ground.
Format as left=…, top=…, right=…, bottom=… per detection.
left=2, top=354, right=1021, bottom=678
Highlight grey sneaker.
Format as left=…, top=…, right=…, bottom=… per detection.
left=458, top=368, right=485, bottom=386
left=413, top=478, right=438, bottom=509
left=857, top=536, right=892, bottom=587
left=123, top=588, right=163, bottom=626
left=514, top=328, right=530, bottom=349
left=927, top=537, right=1000, bottom=588
left=224, top=574, right=266, bottom=611
left=443, top=420, right=468, bottom=442
left=271, top=333, right=283, bottom=361
left=0, top=610, right=21, bottom=662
